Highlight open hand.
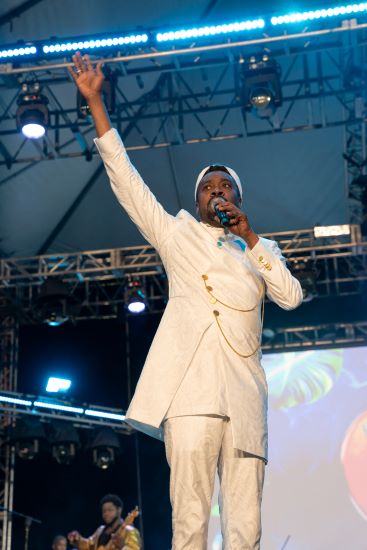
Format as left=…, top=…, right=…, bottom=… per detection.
left=68, top=52, right=104, bottom=101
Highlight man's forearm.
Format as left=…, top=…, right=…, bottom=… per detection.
left=88, top=95, right=112, bottom=138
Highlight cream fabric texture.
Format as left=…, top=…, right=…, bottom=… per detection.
left=164, top=416, right=265, bottom=550
left=94, top=128, right=303, bottom=461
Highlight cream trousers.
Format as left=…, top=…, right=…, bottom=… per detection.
left=164, top=415, right=265, bottom=550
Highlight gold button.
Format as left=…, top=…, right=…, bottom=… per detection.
left=202, top=274, right=208, bottom=280
left=206, top=286, right=213, bottom=291
left=213, top=310, right=220, bottom=317
left=210, top=297, right=217, bottom=304
left=267, top=265, right=272, bottom=271
left=258, top=256, right=263, bottom=262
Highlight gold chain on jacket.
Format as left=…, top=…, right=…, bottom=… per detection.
left=202, top=274, right=264, bottom=358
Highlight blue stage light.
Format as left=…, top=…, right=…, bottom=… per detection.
left=0, top=46, right=37, bottom=58
left=46, top=377, right=72, bottom=393
left=0, top=395, right=32, bottom=406
left=42, top=33, right=148, bottom=55
left=156, top=19, right=265, bottom=42
left=33, top=401, right=84, bottom=414
left=85, top=409, right=126, bottom=421
left=271, top=3, right=367, bottom=25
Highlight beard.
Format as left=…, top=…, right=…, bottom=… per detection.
left=105, top=514, right=119, bottom=527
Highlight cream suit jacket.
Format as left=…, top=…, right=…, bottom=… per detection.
left=95, top=129, right=303, bottom=459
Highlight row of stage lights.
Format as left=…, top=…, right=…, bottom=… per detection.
left=15, top=54, right=284, bottom=140
left=1, top=3, right=367, bottom=60
left=0, top=392, right=126, bottom=468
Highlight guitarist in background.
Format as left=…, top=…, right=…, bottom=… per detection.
left=67, top=494, right=141, bottom=550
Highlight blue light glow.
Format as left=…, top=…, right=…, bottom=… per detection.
left=271, top=3, right=367, bottom=25
left=42, top=33, right=148, bottom=54
left=156, top=19, right=265, bottom=42
left=46, top=377, right=72, bottom=393
left=33, top=401, right=84, bottom=414
left=85, top=409, right=126, bottom=421
left=0, top=46, right=37, bottom=58
left=0, top=395, right=32, bottom=406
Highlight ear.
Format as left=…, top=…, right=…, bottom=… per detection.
left=195, top=201, right=199, bottom=214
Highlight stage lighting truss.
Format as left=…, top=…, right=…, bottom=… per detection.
left=241, top=55, right=282, bottom=118
left=1, top=2, right=367, bottom=64
left=271, top=3, right=367, bottom=26
left=156, top=18, right=265, bottom=42
left=16, top=82, right=49, bottom=139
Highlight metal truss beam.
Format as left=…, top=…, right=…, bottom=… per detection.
left=0, top=317, right=18, bottom=550
left=262, top=320, right=367, bottom=351
left=0, top=228, right=366, bottom=335
left=1, top=22, right=367, bottom=167
left=0, top=392, right=132, bottom=434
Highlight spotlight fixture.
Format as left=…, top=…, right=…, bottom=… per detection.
left=125, top=280, right=146, bottom=314
left=90, top=428, right=120, bottom=470
left=48, top=421, right=80, bottom=465
left=242, top=56, right=282, bottom=118
left=11, top=418, right=46, bottom=460
left=16, top=82, right=49, bottom=139
left=35, top=279, right=79, bottom=326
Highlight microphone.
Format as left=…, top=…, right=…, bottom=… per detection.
left=210, top=196, right=230, bottom=227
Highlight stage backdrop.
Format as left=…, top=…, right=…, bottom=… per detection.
left=208, top=346, right=367, bottom=550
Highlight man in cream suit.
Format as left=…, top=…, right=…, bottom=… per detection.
left=70, top=53, right=303, bottom=550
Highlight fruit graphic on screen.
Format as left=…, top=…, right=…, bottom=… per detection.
left=341, top=411, right=367, bottom=520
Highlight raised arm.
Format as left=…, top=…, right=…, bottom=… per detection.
left=68, top=53, right=175, bottom=250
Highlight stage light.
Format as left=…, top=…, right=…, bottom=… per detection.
left=0, top=45, right=37, bottom=59
left=291, top=260, right=318, bottom=302
left=313, top=225, right=351, bottom=237
left=0, top=395, right=32, bottom=406
left=90, top=428, right=120, bottom=470
left=46, top=377, right=72, bottom=393
left=271, top=3, right=367, bottom=26
left=85, top=409, right=126, bottom=421
left=11, top=418, right=46, bottom=460
left=242, top=56, right=282, bottom=118
left=48, top=421, right=80, bottom=465
left=156, top=19, right=265, bottom=42
left=34, top=279, right=79, bottom=326
left=43, top=33, right=148, bottom=55
left=33, top=401, right=84, bottom=414
left=16, top=82, right=49, bottom=139
left=126, top=280, right=146, bottom=314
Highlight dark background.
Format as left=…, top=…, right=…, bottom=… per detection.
left=13, top=313, right=173, bottom=550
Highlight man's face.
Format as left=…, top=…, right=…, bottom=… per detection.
left=52, top=538, right=67, bottom=550
left=196, top=170, right=241, bottom=226
left=102, top=502, right=121, bottom=525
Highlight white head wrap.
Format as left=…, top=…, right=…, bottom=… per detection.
left=194, top=165, right=243, bottom=200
